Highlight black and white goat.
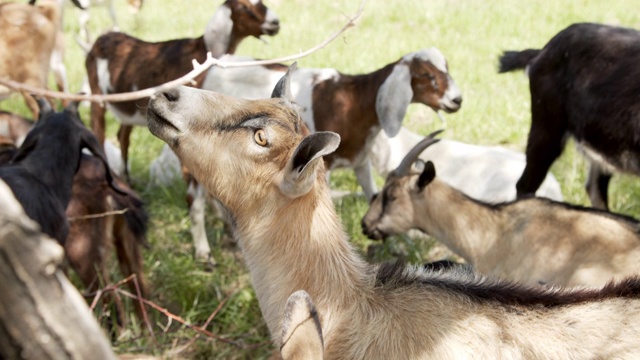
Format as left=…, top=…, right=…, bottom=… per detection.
left=499, top=22, right=640, bottom=210
left=362, top=131, right=640, bottom=288
left=86, top=0, right=280, bottom=180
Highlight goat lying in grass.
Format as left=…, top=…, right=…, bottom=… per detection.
left=147, top=66, right=640, bottom=359
left=499, top=22, right=640, bottom=210
left=363, top=131, right=640, bottom=288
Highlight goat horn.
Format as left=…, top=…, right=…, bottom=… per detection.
left=394, top=129, right=444, bottom=176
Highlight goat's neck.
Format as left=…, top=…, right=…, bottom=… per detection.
left=23, top=147, right=78, bottom=203
left=233, top=181, right=370, bottom=342
left=416, top=178, right=501, bottom=267
left=347, top=63, right=397, bottom=122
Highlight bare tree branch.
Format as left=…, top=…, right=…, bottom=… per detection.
left=0, top=1, right=365, bottom=103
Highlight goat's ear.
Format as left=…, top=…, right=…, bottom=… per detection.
left=204, top=4, right=233, bottom=57
left=272, top=62, right=297, bottom=101
left=417, top=160, right=436, bottom=191
left=79, top=128, right=128, bottom=195
left=376, top=63, right=413, bottom=138
left=280, top=290, right=324, bottom=360
left=280, top=131, right=340, bottom=198
left=10, top=132, right=39, bottom=163
left=35, top=97, right=53, bottom=122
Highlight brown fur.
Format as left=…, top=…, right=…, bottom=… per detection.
left=85, top=0, right=279, bottom=180
left=0, top=113, right=148, bottom=328
left=147, top=83, right=640, bottom=359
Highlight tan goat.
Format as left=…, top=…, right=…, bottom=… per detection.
left=147, top=66, right=640, bottom=359
left=362, top=131, right=640, bottom=288
left=0, top=1, right=58, bottom=118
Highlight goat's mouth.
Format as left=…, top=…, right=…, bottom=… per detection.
left=261, top=23, right=280, bottom=36
left=363, top=227, right=386, bottom=241
left=147, top=107, right=181, bottom=138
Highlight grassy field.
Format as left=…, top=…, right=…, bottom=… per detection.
left=2, top=0, right=640, bottom=358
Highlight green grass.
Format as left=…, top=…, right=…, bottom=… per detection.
left=3, top=0, right=640, bottom=358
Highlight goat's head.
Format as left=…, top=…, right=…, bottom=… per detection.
left=11, top=99, right=125, bottom=195
left=376, top=48, right=462, bottom=137
left=362, top=130, right=442, bottom=240
left=147, top=64, right=340, bottom=216
left=205, top=0, right=280, bottom=56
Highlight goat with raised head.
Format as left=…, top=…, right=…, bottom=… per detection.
left=159, top=48, right=461, bottom=266
left=86, top=0, right=280, bottom=180
left=370, top=126, right=563, bottom=203
left=363, top=131, right=640, bottom=288
left=499, top=22, right=640, bottom=210
left=147, top=67, right=640, bottom=359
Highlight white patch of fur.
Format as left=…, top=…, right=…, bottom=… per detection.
left=370, top=127, right=564, bottom=202
left=406, top=47, right=448, bottom=73
left=105, top=103, right=147, bottom=126
left=96, top=58, right=111, bottom=95
left=204, top=5, right=232, bottom=56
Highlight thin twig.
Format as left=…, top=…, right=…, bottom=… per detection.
left=132, top=275, right=156, bottom=343
left=114, top=287, right=246, bottom=347
left=0, top=0, right=365, bottom=103
left=67, top=208, right=129, bottom=221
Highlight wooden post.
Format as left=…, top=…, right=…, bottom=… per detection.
left=0, top=181, right=116, bottom=360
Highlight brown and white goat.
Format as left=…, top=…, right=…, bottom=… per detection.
left=362, top=131, right=640, bottom=288
left=0, top=1, right=58, bottom=118
left=0, top=106, right=148, bottom=328
left=147, top=68, right=640, bottom=359
left=162, top=49, right=461, bottom=266
left=85, top=0, right=280, bottom=180
left=499, top=22, right=640, bottom=210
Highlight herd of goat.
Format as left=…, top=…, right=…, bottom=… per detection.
left=2, top=0, right=640, bottom=358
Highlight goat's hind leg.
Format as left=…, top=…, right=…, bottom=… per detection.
left=516, top=109, right=567, bottom=198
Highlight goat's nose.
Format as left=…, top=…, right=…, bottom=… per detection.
left=452, top=96, right=462, bottom=106
left=162, top=88, right=180, bottom=102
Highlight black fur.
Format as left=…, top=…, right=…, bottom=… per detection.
left=376, top=261, right=640, bottom=307
left=499, top=22, right=640, bottom=209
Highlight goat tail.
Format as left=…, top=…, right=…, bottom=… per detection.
left=111, top=180, right=150, bottom=249
left=498, top=49, right=541, bottom=73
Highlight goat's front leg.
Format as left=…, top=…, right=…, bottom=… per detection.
left=354, top=157, right=377, bottom=201
left=586, top=162, right=612, bottom=210
left=117, top=125, right=133, bottom=182
left=516, top=107, right=567, bottom=198
left=188, top=182, right=216, bottom=269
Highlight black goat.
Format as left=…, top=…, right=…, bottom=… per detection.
left=499, top=22, right=640, bottom=210
left=0, top=101, right=123, bottom=244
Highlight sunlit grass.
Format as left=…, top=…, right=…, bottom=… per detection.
left=2, top=0, right=640, bottom=357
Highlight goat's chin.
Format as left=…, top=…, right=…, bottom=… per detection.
left=147, top=109, right=181, bottom=142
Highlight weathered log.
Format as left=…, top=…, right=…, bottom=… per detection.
left=0, top=180, right=116, bottom=360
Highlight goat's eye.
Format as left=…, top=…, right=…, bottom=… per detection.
left=254, top=129, right=268, bottom=146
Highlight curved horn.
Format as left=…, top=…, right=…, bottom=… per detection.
left=394, top=129, right=444, bottom=176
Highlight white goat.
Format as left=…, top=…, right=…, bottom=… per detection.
left=363, top=131, right=640, bottom=288
left=370, top=126, right=563, bottom=202
left=146, top=68, right=640, bottom=359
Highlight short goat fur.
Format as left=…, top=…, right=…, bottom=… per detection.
left=363, top=131, right=640, bottom=288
